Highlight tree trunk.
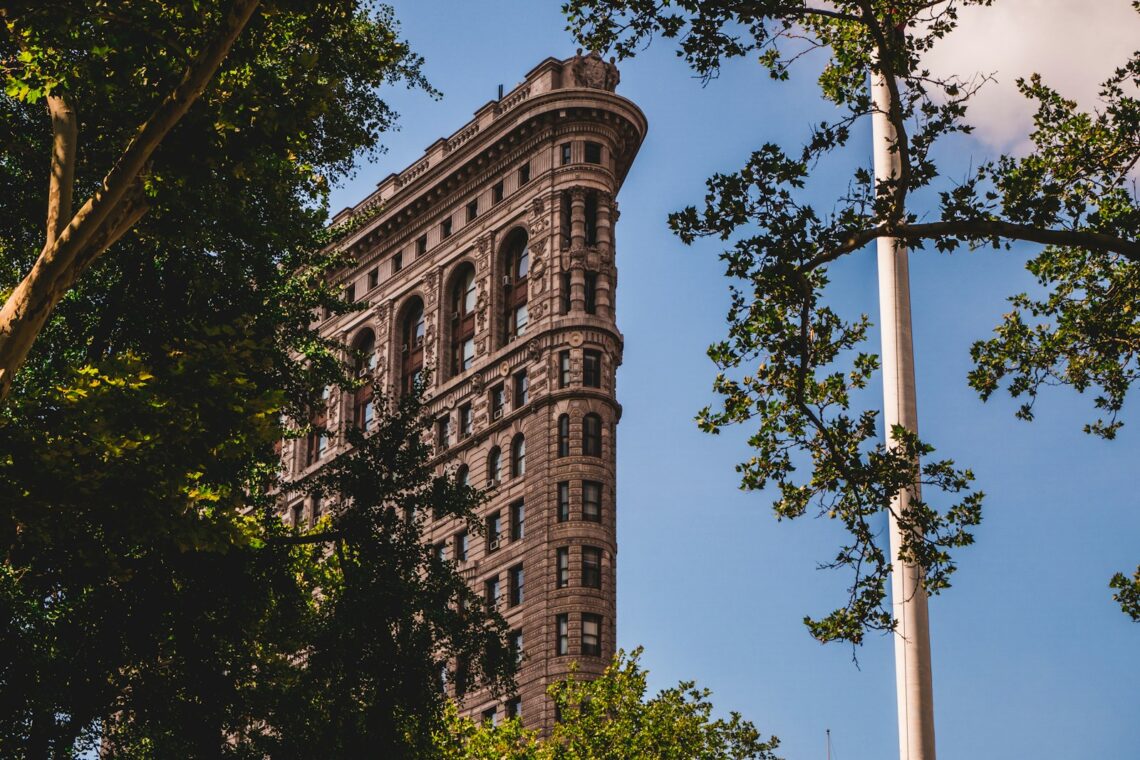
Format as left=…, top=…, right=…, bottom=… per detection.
left=0, top=0, right=261, bottom=403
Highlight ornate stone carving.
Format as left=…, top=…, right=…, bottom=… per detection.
left=568, top=50, right=620, bottom=92
left=528, top=340, right=543, bottom=362
left=475, top=233, right=492, bottom=272
left=470, top=371, right=485, bottom=393
left=475, top=285, right=488, bottom=329
left=425, top=267, right=440, bottom=306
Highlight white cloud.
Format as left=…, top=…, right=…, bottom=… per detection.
left=922, top=0, right=1140, bottom=153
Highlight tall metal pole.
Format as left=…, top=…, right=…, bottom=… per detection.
left=871, top=48, right=937, bottom=760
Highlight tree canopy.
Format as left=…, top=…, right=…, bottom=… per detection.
left=0, top=1, right=514, bottom=756
left=565, top=0, right=1140, bottom=640
left=437, top=648, right=781, bottom=760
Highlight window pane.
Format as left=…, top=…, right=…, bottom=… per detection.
left=557, top=482, right=570, bottom=522
left=583, top=481, right=601, bottom=522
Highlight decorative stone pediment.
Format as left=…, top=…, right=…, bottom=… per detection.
left=568, top=50, right=620, bottom=92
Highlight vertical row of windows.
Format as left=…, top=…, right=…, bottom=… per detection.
left=555, top=412, right=604, bottom=457
left=554, top=543, right=606, bottom=587
left=554, top=349, right=603, bottom=389
left=554, top=612, right=604, bottom=657
left=555, top=480, right=604, bottom=523
left=483, top=563, right=526, bottom=609
left=556, top=268, right=600, bottom=314
left=503, top=230, right=529, bottom=343
left=450, top=265, right=476, bottom=376
left=558, top=141, right=603, bottom=166
left=401, top=300, right=425, bottom=396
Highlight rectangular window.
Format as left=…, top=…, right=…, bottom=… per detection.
left=310, top=494, right=322, bottom=527
left=393, top=252, right=403, bottom=273
left=508, top=564, right=524, bottom=606
left=582, top=614, right=602, bottom=655
left=584, top=141, right=602, bottom=164
left=506, top=697, right=522, bottom=720
left=518, top=162, right=530, bottom=185
left=560, top=142, right=572, bottom=165
left=559, top=350, right=571, bottom=388
left=510, top=499, right=525, bottom=541
left=556, top=547, right=569, bottom=588
left=486, top=511, right=501, bottom=552
left=466, top=199, right=479, bottom=222
left=555, top=613, right=569, bottom=655
left=584, top=271, right=597, bottom=314
left=560, top=192, right=572, bottom=249
left=485, top=575, right=500, bottom=607
left=345, top=282, right=356, bottom=303
left=514, top=370, right=528, bottom=408
left=367, top=267, right=379, bottom=289
left=490, top=383, right=505, bottom=421
left=416, top=234, right=428, bottom=257
left=492, top=180, right=504, bottom=204
left=509, top=628, right=524, bottom=665
left=583, top=350, right=602, bottom=388
left=455, top=657, right=469, bottom=697
left=434, top=542, right=447, bottom=563
left=290, top=501, right=304, bottom=528
left=459, top=403, right=473, bottom=439
left=454, top=530, right=468, bottom=562
left=561, top=271, right=572, bottom=314
left=557, top=482, right=570, bottom=522
left=582, top=546, right=602, bottom=589
left=441, top=216, right=453, bottom=239
left=437, top=415, right=451, bottom=451
left=583, top=480, right=602, bottom=522
left=481, top=707, right=496, bottom=725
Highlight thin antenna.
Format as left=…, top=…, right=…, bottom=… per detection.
left=826, top=729, right=832, bottom=760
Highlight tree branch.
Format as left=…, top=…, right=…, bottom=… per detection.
left=0, top=0, right=261, bottom=402
left=268, top=530, right=345, bottom=547
left=44, top=92, right=77, bottom=251
left=804, top=219, right=1140, bottom=271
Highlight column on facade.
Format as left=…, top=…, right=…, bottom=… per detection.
left=569, top=188, right=587, bottom=312
left=595, top=191, right=615, bottom=320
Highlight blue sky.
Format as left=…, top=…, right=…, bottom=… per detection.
left=329, top=3, right=1139, bottom=757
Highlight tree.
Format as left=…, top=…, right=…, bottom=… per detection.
left=564, top=0, right=1140, bottom=640
left=566, top=2, right=1138, bottom=755
left=436, top=648, right=781, bottom=760
left=0, top=2, right=515, bottom=756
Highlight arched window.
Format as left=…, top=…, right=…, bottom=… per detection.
left=487, top=447, right=501, bottom=485
left=582, top=413, right=602, bottom=457
left=502, top=230, right=529, bottom=344
left=449, top=264, right=477, bottom=377
left=557, top=414, right=570, bottom=458
left=351, top=329, right=376, bottom=429
left=456, top=464, right=469, bottom=489
left=511, top=434, right=526, bottom=478
left=400, top=298, right=425, bottom=396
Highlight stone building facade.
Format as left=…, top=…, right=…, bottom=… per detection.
left=279, top=53, right=646, bottom=729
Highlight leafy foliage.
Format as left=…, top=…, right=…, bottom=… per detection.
left=0, top=2, right=511, bottom=756
left=437, top=648, right=781, bottom=760
left=566, top=0, right=1140, bottom=639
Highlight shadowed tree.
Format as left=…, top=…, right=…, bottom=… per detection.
left=0, top=1, right=515, bottom=757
